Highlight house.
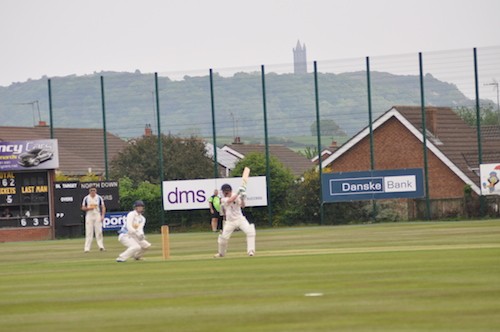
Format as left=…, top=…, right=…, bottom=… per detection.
left=204, top=142, right=239, bottom=177
left=320, top=106, right=499, bottom=217
left=311, top=140, right=340, bottom=164
left=0, top=123, right=128, bottom=175
left=222, top=143, right=314, bottom=177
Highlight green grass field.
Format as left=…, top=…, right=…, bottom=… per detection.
left=1, top=220, right=499, bottom=331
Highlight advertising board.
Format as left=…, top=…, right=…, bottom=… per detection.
left=322, top=168, right=424, bottom=202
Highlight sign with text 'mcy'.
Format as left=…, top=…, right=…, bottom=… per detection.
left=0, top=139, right=59, bottom=171
left=163, top=176, right=267, bottom=211
left=322, top=168, right=424, bottom=202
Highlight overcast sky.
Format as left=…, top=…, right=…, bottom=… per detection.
left=1, top=0, right=499, bottom=87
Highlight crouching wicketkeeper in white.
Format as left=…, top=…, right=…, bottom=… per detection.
left=214, top=183, right=256, bottom=258
left=116, top=200, right=151, bottom=262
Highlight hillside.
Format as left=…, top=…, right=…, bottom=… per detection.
left=0, top=71, right=474, bottom=140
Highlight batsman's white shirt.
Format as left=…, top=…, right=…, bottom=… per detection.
left=218, top=195, right=255, bottom=255
left=221, top=196, right=244, bottom=222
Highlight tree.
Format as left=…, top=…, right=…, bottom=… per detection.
left=110, top=134, right=214, bottom=185
left=310, top=119, right=347, bottom=136
left=118, top=177, right=165, bottom=231
left=231, top=152, right=294, bottom=225
left=300, top=146, right=319, bottom=160
left=455, top=104, right=500, bottom=126
left=283, top=168, right=321, bottom=225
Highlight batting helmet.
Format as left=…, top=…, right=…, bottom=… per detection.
left=133, top=200, right=145, bottom=208
left=221, top=183, right=232, bottom=192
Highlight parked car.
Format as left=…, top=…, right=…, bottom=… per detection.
left=18, top=148, right=53, bottom=167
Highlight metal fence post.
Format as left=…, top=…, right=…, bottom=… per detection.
left=100, top=76, right=109, bottom=180
left=473, top=48, right=485, bottom=216
left=313, top=61, right=324, bottom=225
left=366, top=56, right=377, bottom=220
left=47, top=79, right=54, bottom=139
left=209, top=69, right=218, bottom=179
left=261, top=65, right=272, bottom=226
left=155, top=73, right=165, bottom=225
left=419, top=52, right=432, bottom=220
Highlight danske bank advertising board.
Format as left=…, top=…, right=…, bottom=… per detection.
left=322, top=168, right=424, bottom=202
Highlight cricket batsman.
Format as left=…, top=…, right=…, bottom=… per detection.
left=214, top=183, right=256, bottom=258
left=116, top=200, right=151, bottom=262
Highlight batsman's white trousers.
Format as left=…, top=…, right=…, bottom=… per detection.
left=218, top=216, right=256, bottom=256
left=117, top=233, right=151, bottom=261
left=84, top=213, right=104, bottom=251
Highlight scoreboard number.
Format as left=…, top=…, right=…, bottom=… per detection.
left=20, top=217, right=49, bottom=227
left=2, top=178, right=15, bottom=186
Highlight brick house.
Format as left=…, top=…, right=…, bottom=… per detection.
left=321, top=106, right=500, bottom=218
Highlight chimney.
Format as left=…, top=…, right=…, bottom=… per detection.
left=35, top=120, right=48, bottom=127
left=329, top=140, right=338, bottom=152
left=233, top=136, right=242, bottom=144
left=426, top=108, right=438, bottom=136
left=144, top=124, right=152, bottom=136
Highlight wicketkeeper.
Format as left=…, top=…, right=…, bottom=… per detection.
left=214, top=183, right=256, bottom=258
left=116, top=200, right=151, bottom=262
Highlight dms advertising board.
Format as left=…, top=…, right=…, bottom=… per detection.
left=0, top=139, right=59, bottom=171
left=322, top=168, right=424, bottom=202
left=163, top=176, right=267, bottom=211
left=480, top=163, right=500, bottom=195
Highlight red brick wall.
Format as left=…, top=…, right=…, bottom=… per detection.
left=328, top=118, right=466, bottom=199
left=0, top=227, right=53, bottom=242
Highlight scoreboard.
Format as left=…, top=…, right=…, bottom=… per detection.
left=0, top=169, right=119, bottom=235
left=54, top=181, right=120, bottom=237
left=0, top=171, right=50, bottom=228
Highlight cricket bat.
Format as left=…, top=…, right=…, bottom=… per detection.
left=242, top=167, right=250, bottom=188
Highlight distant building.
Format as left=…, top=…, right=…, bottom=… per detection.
left=204, top=142, right=239, bottom=177
left=293, top=40, right=307, bottom=74
left=222, top=143, right=314, bottom=177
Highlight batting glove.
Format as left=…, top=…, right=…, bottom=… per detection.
left=237, top=186, right=246, bottom=194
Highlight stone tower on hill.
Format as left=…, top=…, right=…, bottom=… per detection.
left=293, top=40, right=307, bottom=74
